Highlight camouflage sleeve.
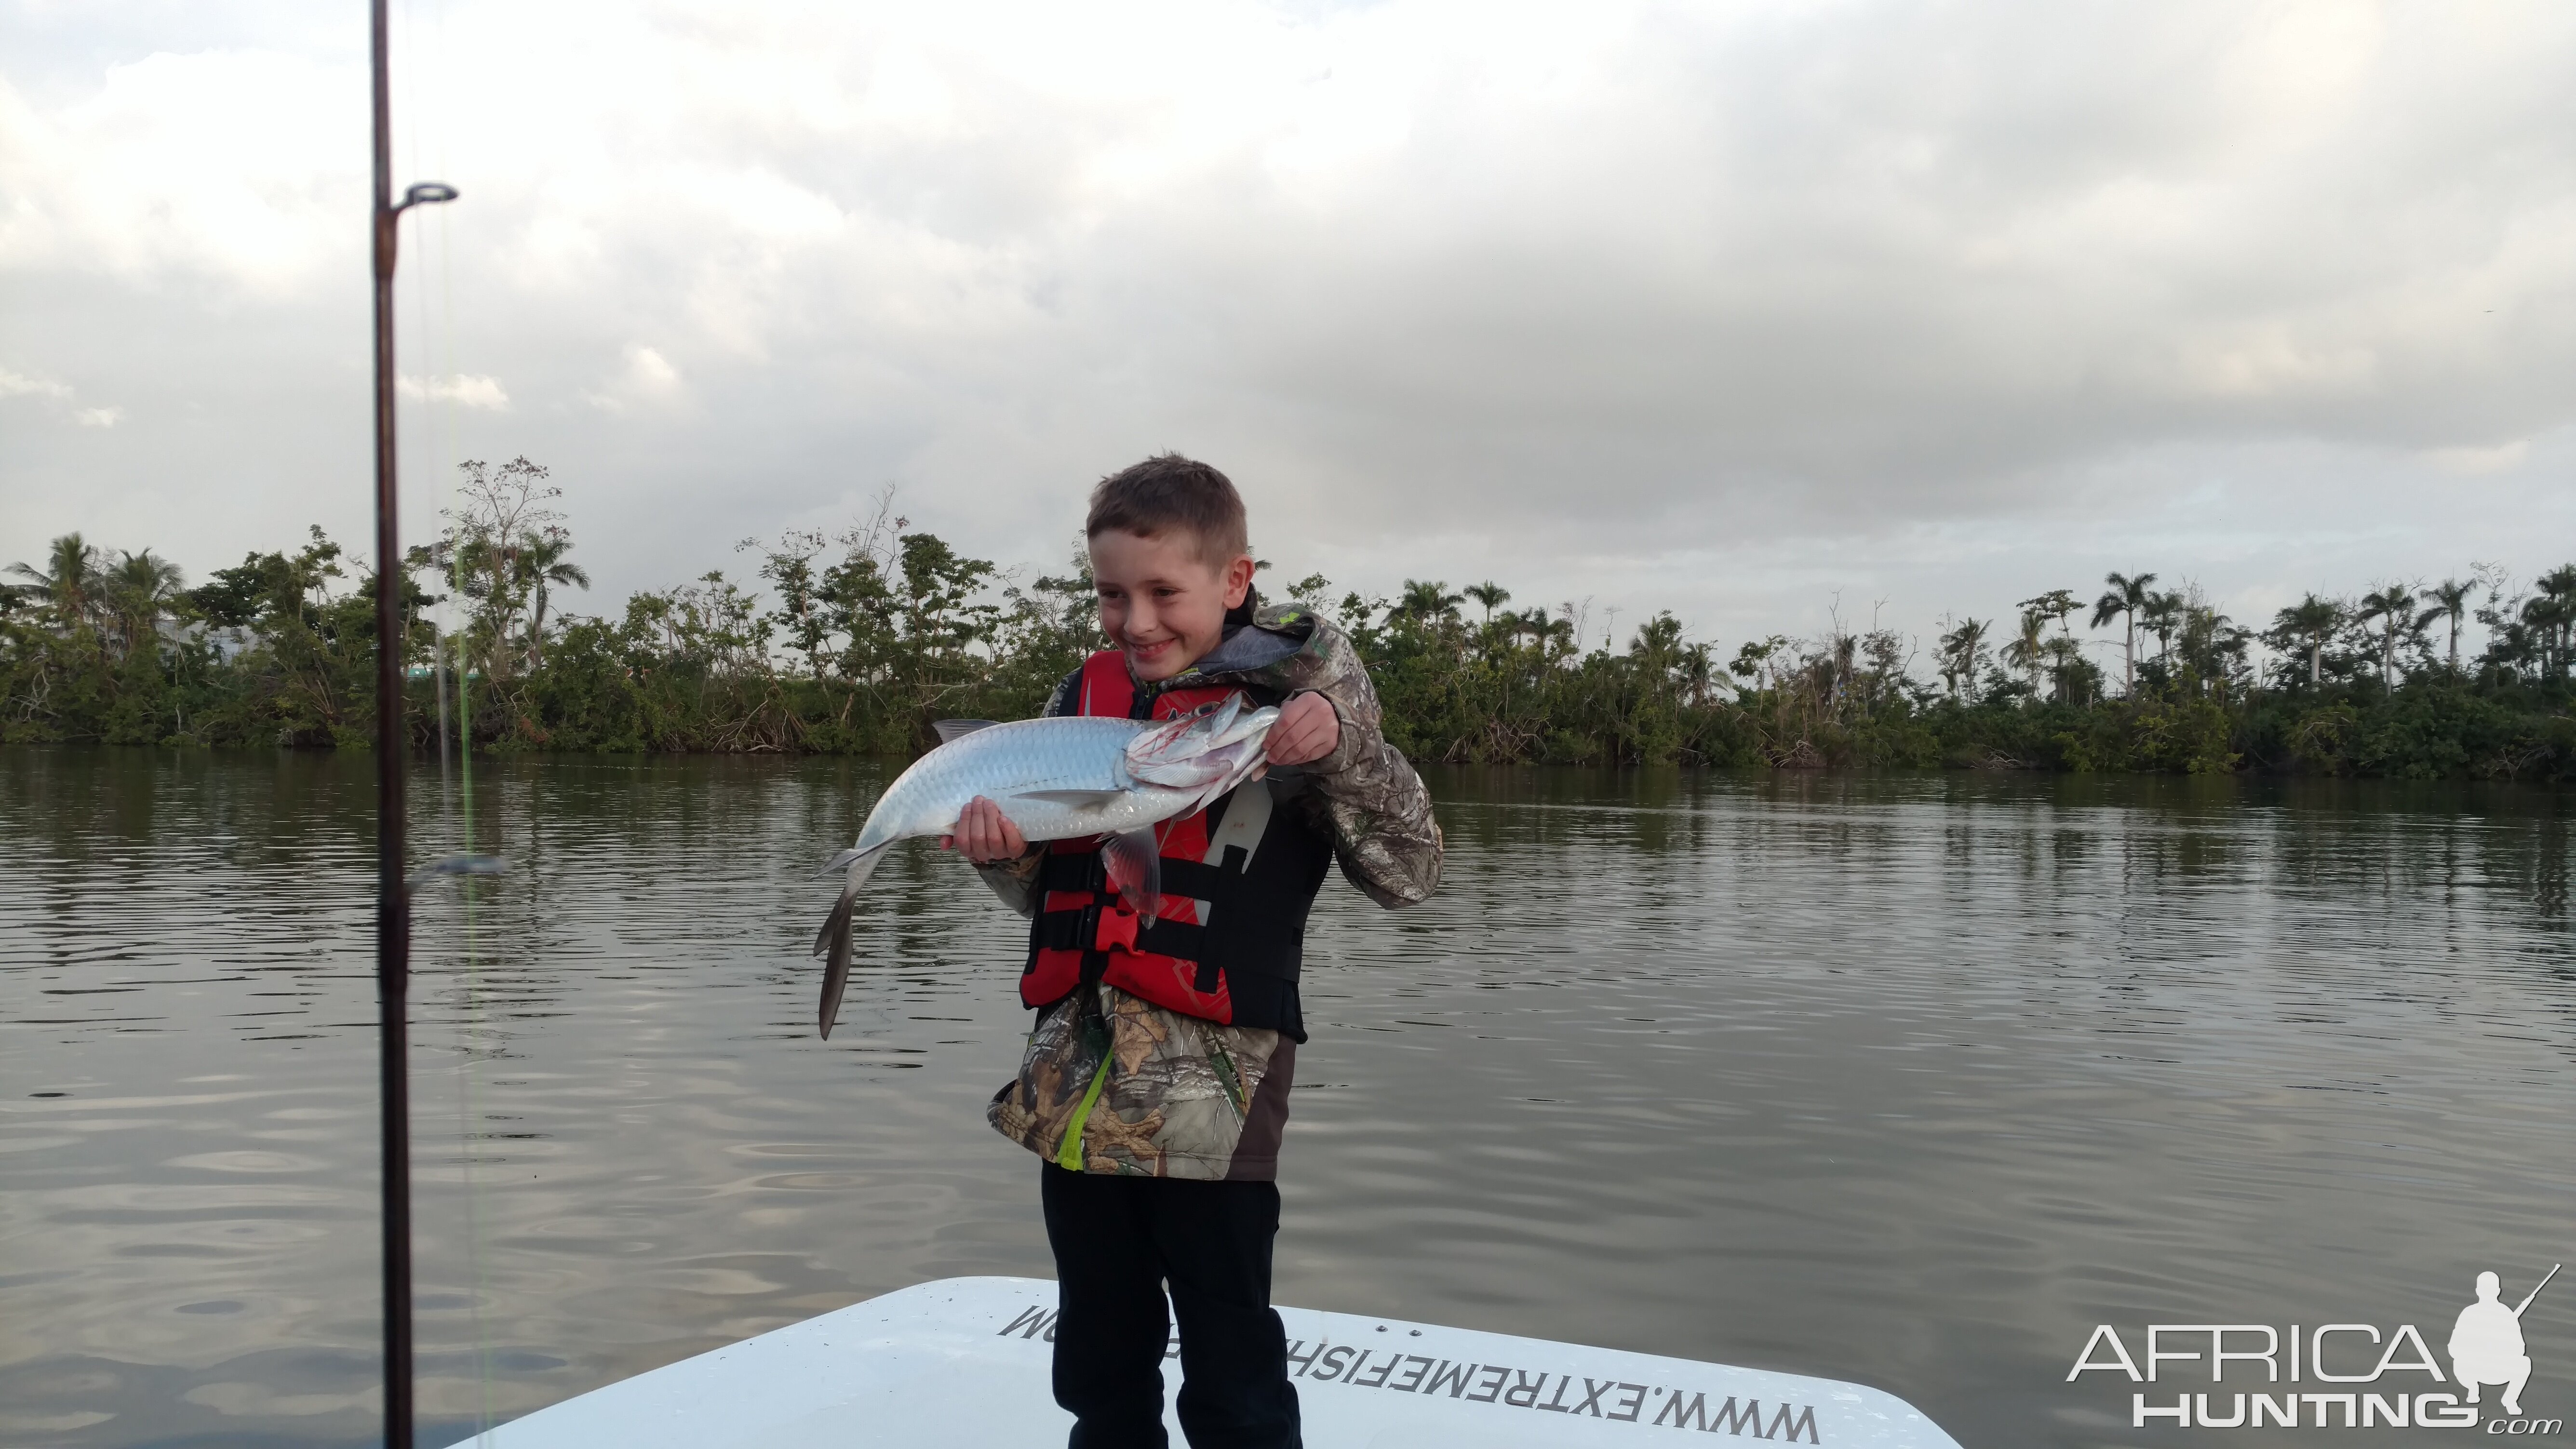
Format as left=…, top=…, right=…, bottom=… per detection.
left=975, top=842, right=1046, bottom=917
left=1264, top=613, right=1443, bottom=908
left=971, top=664, right=1082, bottom=915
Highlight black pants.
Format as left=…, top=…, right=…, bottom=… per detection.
left=1041, top=1167, right=1301, bottom=1449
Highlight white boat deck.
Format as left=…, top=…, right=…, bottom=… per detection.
left=487, top=1275, right=1961, bottom=1447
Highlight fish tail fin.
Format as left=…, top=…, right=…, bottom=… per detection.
left=812, top=846, right=870, bottom=880
left=814, top=843, right=894, bottom=1039
left=815, top=890, right=855, bottom=1039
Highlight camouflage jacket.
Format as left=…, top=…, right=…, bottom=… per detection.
left=980, top=604, right=1442, bottom=1180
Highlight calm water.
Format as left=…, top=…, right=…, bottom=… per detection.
left=3, top=748, right=2573, bottom=1448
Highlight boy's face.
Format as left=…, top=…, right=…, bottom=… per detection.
left=1089, top=528, right=1255, bottom=682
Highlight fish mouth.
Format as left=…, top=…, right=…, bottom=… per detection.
left=1125, top=695, right=1278, bottom=788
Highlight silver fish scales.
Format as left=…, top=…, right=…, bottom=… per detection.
left=808, top=693, right=1279, bottom=1037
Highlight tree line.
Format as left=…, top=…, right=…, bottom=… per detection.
left=6, top=457, right=2573, bottom=781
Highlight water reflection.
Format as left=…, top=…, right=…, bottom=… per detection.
left=3, top=749, right=2572, bottom=1448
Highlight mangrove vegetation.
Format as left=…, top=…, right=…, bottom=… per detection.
left=7, top=457, right=2575, bottom=780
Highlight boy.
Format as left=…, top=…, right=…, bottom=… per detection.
left=946, top=454, right=1442, bottom=1448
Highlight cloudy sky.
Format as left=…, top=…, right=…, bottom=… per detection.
left=5, top=0, right=2573, bottom=660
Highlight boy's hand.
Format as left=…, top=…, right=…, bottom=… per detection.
left=1263, top=691, right=1340, bottom=768
left=942, top=796, right=1028, bottom=863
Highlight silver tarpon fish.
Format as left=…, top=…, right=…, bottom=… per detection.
left=809, top=693, right=1279, bottom=1037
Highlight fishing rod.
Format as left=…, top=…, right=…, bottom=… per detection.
left=372, top=0, right=456, bottom=1442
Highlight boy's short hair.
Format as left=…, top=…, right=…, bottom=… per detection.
left=1087, top=454, right=1249, bottom=565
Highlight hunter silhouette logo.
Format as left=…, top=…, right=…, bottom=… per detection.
left=2068, top=1262, right=2562, bottom=1430
left=2454, top=1265, right=2556, bottom=1419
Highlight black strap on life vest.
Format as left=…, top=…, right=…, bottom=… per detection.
left=1018, top=649, right=1332, bottom=1038
left=1026, top=813, right=1304, bottom=991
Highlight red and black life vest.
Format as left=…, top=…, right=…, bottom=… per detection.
left=1020, top=649, right=1332, bottom=1041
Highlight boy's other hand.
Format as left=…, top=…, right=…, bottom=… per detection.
left=943, top=796, right=1028, bottom=863
left=1264, top=691, right=1340, bottom=768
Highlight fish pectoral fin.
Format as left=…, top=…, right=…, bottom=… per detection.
left=1013, top=789, right=1127, bottom=811
left=931, top=718, right=1004, bottom=745
left=1100, top=828, right=1163, bottom=927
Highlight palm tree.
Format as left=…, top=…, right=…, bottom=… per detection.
left=6, top=533, right=103, bottom=630
left=1676, top=642, right=1717, bottom=707
left=1396, top=579, right=1464, bottom=622
left=2042, top=634, right=2091, bottom=704
left=1936, top=616, right=1989, bottom=702
left=2525, top=564, right=2576, bottom=680
left=518, top=526, right=590, bottom=669
left=2140, top=590, right=2184, bottom=663
left=2092, top=571, right=2156, bottom=696
left=1628, top=611, right=1684, bottom=660
left=2418, top=578, right=2475, bottom=674
left=1538, top=610, right=1576, bottom=663
left=1463, top=581, right=1510, bottom=624
left=103, top=549, right=186, bottom=659
left=2354, top=583, right=2418, bottom=689
left=2272, top=594, right=2343, bottom=687
left=2015, top=590, right=2082, bottom=700
left=2175, top=602, right=2245, bottom=696
left=2002, top=608, right=2048, bottom=698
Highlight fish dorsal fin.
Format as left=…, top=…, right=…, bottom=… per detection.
left=932, top=719, right=1003, bottom=745
left=1013, top=788, right=1126, bottom=811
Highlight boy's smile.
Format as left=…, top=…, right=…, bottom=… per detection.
left=1089, top=528, right=1256, bottom=682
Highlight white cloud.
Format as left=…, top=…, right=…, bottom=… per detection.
left=626, top=348, right=679, bottom=393
left=2422, top=440, right=2528, bottom=476
left=397, top=373, right=510, bottom=409
left=0, top=368, right=72, bottom=400
left=0, top=49, right=360, bottom=294
left=0, top=365, right=119, bottom=427
left=581, top=346, right=683, bottom=413
left=5, top=0, right=2576, bottom=653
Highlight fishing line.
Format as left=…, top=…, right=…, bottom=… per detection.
left=402, top=0, right=503, bottom=1436
left=404, top=0, right=451, bottom=777
left=432, top=51, right=504, bottom=1449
